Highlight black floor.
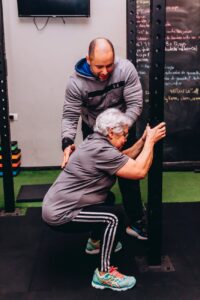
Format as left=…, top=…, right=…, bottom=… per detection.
left=0, top=203, right=200, bottom=300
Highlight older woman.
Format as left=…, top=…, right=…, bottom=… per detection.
left=42, top=108, right=166, bottom=292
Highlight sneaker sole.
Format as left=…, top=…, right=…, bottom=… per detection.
left=86, top=243, right=122, bottom=255
left=92, top=279, right=136, bottom=291
left=85, top=248, right=100, bottom=255
left=126, top=227, right=148, bottom=240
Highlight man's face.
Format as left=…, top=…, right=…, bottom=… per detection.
left=87, top=51, right=115, bottom=81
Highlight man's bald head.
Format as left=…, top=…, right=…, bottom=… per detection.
left=88, top=38, right=115, bottom=60
left=86, top=38, right=115, bottom=81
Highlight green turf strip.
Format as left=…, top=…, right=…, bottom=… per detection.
left=0, top=170, right=60, bottom=209
left=0, top=170, right=200, bottom=209
left=112, top=171, right=200, bottom=204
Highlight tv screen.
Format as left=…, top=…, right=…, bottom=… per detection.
left=17, top=0, right=90, bottom=17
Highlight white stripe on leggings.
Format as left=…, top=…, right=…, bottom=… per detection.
left=72, top=211, right=118, bottom=271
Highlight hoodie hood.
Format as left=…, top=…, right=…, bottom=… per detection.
left=75, top=58, right=94, bottom=78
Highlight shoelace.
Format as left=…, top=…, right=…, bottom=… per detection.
left=109, top=266, right=124, bottom=278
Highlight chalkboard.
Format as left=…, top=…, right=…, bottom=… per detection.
left=136, top=0, right=200, bottom=164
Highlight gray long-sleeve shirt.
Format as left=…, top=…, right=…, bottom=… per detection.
left=62, top=57, right=143, bottom=149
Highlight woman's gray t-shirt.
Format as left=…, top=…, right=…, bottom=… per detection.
left=42, top=133, right=129, bottom=225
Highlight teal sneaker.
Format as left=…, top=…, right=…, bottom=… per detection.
left=126, top=222, right=148, bottom=240
left=91, top=267, right=136, bottom=291
left=85, top=238, right=122, bottom=255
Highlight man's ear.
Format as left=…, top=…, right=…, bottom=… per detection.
left=86, top=55, right=90, bottom=65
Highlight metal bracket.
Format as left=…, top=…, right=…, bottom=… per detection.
left=135, top=255, right=175, bottom=273
left=0, top=208, right=26, bottom=217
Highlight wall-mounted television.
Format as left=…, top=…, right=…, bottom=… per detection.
left=17, top=0, right=90, bottom=18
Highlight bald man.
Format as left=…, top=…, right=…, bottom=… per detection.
left=61, top=37, right=147, bottom=241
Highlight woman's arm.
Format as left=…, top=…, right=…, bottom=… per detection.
left=122, top=127, right=146, bottom=159
left=116, top=122, right=166, bottom=179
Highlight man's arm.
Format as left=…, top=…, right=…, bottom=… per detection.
left=123, top=60, right=143, bottom=126
left=61, top=77, right=82, bottom=166
left=116, top=122, right=166, bottom=179
left=62, top=77, right=83, bottom=148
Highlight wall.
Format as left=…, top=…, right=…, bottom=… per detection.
left=2, top=0, right=126, bottom=167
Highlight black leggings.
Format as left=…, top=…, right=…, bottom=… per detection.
left=49, top=203, right=125, bottom=272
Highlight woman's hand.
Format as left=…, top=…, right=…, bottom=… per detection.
left=146, top=122, right=166, bottom=144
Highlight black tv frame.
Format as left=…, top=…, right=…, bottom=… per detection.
left=17, top=0, right=90, bottom=18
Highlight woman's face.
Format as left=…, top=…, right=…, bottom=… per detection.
left=108, top=126, right=129, bottom=150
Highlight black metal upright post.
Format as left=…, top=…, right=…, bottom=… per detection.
left=126, top=0, right=137, bottom=65
left=0, top=0, right=15, bottom=212
left=147, top=0, right=166, bottom=265
left=126, top=0, right=138, bottom=157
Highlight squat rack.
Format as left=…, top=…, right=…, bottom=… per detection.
left=1, top=0, right=167, bottom=266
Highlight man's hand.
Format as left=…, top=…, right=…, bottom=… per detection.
left=61, top=144, right=75, bottom=168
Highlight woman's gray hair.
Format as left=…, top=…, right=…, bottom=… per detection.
left=94, top=108, right=132, bottom=136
